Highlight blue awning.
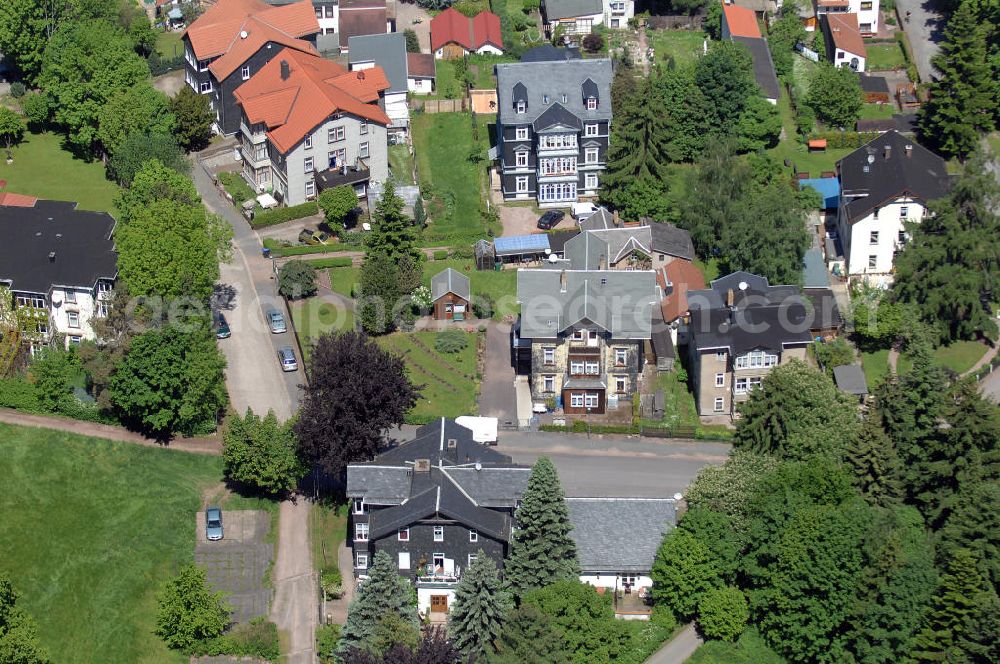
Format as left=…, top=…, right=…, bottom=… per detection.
left=493, top=234, right=551, bottom=257
left=799, top=178, right=840, bottom=210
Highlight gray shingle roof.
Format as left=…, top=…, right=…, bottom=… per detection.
left=520, top=44, right=581, bottom=62
left=732, top=36, right=781, bottom=101
left=442, top=467, right=530, bottom=507
left=533, top=102, right=583, bottom=132
left=564, top=231, right=609, bottom=270
left=346, top=465, right=412, bottom=504
left=567, top=498, right=677, bottom=572
left=649, top=223, right=695, bottom=261
left=517, top=268, right=658, bottom=339
left=348, top=32, right=407, bottom=94
left=543, top=0, right=603, bottom=20
left=834, top=364, right=868, bottom=395
left=578, top=207, right=615, bottom=231
left=496, top=59, right=612, bottom=126
left=802, top=249, right=829, bottom=289
left=377, top=418, right=512, bottom=466
left=431, top=268, right=471, bottom=302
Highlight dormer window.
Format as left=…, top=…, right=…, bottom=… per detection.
left=587, top=97, right=597, bottom=110
left=516, top=100, right=526, bottom=113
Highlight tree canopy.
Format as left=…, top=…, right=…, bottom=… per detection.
left=0, top=574, right=50, bottom=664
left=340, top=551, right=418, bottom=654
left=805, top=64, right=863, bottom=129
left=448, top=554, right=512, bottom=658
left=223, top=408, right=305, bottom=495
left=97, top=83, right=175, bottom=156
left=155, top=564, right=230, bottom=652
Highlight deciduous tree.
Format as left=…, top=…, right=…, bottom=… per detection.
left=522, top=580, right=632, bottom=663
left=695, top=41, right=758, bottom=136
left=97, top=83, right=175, bottom=156
left=278, top=260, right=318, bottom=300
left=27, top=346, right=76, bottom=412
left=106, top=131, right=189, bottom=186
left=0, top=107, right=26, bottom=152
left=448, top=554, right=512, bottom=658
left=155, top=564, right=230, bottom=652
left=698, top=586, right=749, bottom=642
left=735, top=95, right=782, bottom=152
left=340, top=551, right=418, bottom=654
left=0, top=573, right=50, bottom=664
left=651, top=528, right=723, bottom=620
left=805, top=64, right=863, bottom=129
left=505, top=457, right=580, bottom=597
left=223, top=409, right=305, bottom=495
left=294, top=330, right=418, bottom=476
left=318, top=185, right=358, bottom=230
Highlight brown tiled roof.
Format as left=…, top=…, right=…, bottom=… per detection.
left=0, top=192, right=39, bottom=207
left=235, top=49, right=390, bottom=154
left=659, top=260, right=706, bottom=323
left=407, top=52, right=436, bottom=78
left=339, top=7, right=387, bottom=48
left=825, top=13, right=866, bottom=58
left=183, top=0, right=319, bottom=79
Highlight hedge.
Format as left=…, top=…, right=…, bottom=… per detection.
left=806, top=130, right=882, bottom=149
left=251, top=202, right=320, bottom=228
left=433, top=249, right=449, bottom=260
left=262, top=239, right=353, bottom=256
left=306, top=257, right=354, bottom=268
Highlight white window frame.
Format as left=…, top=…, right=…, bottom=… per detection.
left=433, top=525, right=444, bottom=542
left=304, top=136, right=313, bottom=150
left=870, top=231, right=879, bottom=245
left=584, top=360, right=599, bottom=375
left=570, top=359, right=585, bottom=375
left=868, top=255, right=878, bottom=270
left=734, top=351, right=779, bottom=369
left=899, top=206, right=909, bottom=217
left=359, top=142, right=369, bottom=158
left=469, top=529, right=478, bottom=542
left=327, top=126, right=345, bottom=143
left=715, top=373, right=725, bottom=388
left=468, top=553, right=478, bottom=566
left=615, top=348, right=627, bottom=366
left=199, top=80, right=213, bottom=94
left=515, top=176, right=529, bottom=193
left=584, top=393, right=599, bottom=409
left=241, top=65, right=250, bottom=80
left=585, top=172, right=598, bottom=189
left=585, top=123, right=598, bottom=137
left=585, top=147, right=599, bottom=164
left=516, top=100, right=526, bottom=113
left=735, top=377, right=748, bottom=395
left=587, top=97, right=597, bottom=110
left=398, top=552, right=410, bottom=569
left=398, top=527, right=409, bottom=541
left=360, top=120, right=368, bottom=135
left=303, top=156, right=314, bottom=173
left=66, top=311, right=80, bottom=329
left=515, top=126, right=528, bottom=140
left=515, top=151, right=528, bottom=168
left=353, top=499, right=364, bottom=514
left=543, top=375, right=555, bottom=392
left=570, top=393, right=584, bottom=408
left=543, top=347, right=555, bottom=365
left=355, top=553, right=368, bottom=569
left=305, top=180, right=316, bottom=198
left=68, top=335, right=81, bottom=346
left=354, top=523, right=369, bottom=541
left=714, top=397, right=725, bottom=412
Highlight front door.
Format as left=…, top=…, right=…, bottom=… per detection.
left=430, top=594, right=448, bottom=613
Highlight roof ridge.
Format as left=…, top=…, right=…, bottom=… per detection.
left=439, top=467, right=480, bottom=507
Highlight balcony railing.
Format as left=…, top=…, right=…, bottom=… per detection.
left=415, top=564, right=461, bottom=585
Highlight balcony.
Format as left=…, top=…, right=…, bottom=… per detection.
left=240, top=122, right=267, bottom=144
left=415, top=563, right=461, bottom=587
left=241, top=145, right=269, bottom=168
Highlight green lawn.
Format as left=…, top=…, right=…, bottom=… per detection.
left=388, top=144, right=415, bottom=185
left=769, top=140, right=854, bottom=178
left=377, top=331, right=480, bottom=421
left=422, top=258, right=518, bottom=319
left=0, top=132, right=120, bottom=212
left=859, top=103, right=896, bottom=120
left=411, top=112, right=494, bottom=246
left=0, top=424, right=224, bottom=664
left=649, top=29, right=706, bottom=68
left=289, top=298, right=356, bottom=356
left=429, top=60, right=462, bottom=99
left=790, top=55, right=817, bottom=101
left=155, top=29, right=184, bottom=59
left=934, top=340, right=988, bottom=374
left=865, top=42, right=907, bottom=71
left=986, top=133, right=1000, bottom=158
left=861, top=349, right=890, bottom=389
left=328, top=267, right=360, bottom=298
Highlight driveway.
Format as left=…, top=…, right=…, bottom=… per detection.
left=499, top=205, right=577, bottom=236
left=394, top=2, right=433, bottom=51
left=896, top=0, right=947, bottom=82
left=256, top=213, right=329, bottom=243
left=645, top=624, right=703, bottom=664
left=477, top=322, right=517, bottom=420
left=195, top=510, right=274, bottom=624
left=269, top=500, right=317, bottom=664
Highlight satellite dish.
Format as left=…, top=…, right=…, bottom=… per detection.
left=475, top=462, right=482, bottom=471
left=239, top=30, right=249, bottom=39
left=548, top=254, right=560, bottom=263
left=867, top=154, right=875, bottom=164
left=545, top=248, right=551, bottom=255
left=738, top=281, right=748, bottom=291
left=673, top=492, right=683, bottom=501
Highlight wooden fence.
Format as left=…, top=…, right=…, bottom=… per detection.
left=413, top=98, right=467, bottom=114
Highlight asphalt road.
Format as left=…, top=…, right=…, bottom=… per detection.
left=896, top=0, right=946, bottom=82
left=477, top=322, right=518, bottom=420
left=646, top=624, right=703, bottom=664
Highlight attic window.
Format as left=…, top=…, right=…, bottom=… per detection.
left=447, top=438, right=457, bottom=449
left=516, top=99, right=526, bottom=113
left=587, top=97, right=597, bottom=110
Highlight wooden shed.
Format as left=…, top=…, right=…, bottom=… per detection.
left=430, top=268, right=472, bottom=321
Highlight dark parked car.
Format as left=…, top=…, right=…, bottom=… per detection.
left=214, top=313, right=231, bottom=339
left=205, top=507, right=224, bottom=541
left=537, top=210, right=565, bottom=230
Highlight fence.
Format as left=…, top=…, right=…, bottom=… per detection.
left=414, top=98, right=467, bottom=114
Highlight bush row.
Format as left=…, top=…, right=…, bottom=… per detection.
left=251, top=202, right=320, bottom=228
left=191, top=618, right=280, bottom=661
left=306, top=257, right=354, bottom=269
left=0, top=376, right=116, bottom=424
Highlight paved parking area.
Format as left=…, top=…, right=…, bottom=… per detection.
left=195, top=510, right=274, bottom=624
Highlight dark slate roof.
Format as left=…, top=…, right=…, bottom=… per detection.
left=578, top=207, right=615, bottom=231
left=803, top=287, right=842, bottom=332
left=346, top=465, right=412, bottom=503
left=687, top=272, right=814, bottom=354
left=431, top=268, right=471, bottom=302
left=859, top=73, right=890, bottom=94
left=732, top=36, right=781, bottom=101
left=581, top=77, right=599, bottom=101
left=0, top=199, right=118, bottom=294
left=547, top=229, right=580, bottom=255
left=496, top=59, right=612, bottom=126
left=348, top=32, right=407, bottom=94
left=440, top=467, right=530, bottom=507
left=543, top=0, right=602, bottom=20
left=520, top=44, right=581, bottom=62
left=567, top=498, right=677, bottom=572
left=838, top=131, right=950, bottom=223
left=376, top=418, right=512, bottom=466
left=834, top=364, right=868, bottom=395
left=650, top=309, right=675, bottom=360
left=649, top=223, right=694, bottom=260
left=532, top=102, right=582, bottom=132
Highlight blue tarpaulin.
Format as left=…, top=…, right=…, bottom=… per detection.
left=799, top=178, right=840, bottom=210
left=493, top=234, right=551, bottom=257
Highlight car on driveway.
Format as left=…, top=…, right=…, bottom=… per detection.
left=298, top=228, right=332, bottom=245
left=214, top=313, right=231, bottom=339
left=267, top=310, right=287, bottom=334
left=278, top=346, right=298, bottom=372
left=206, top=507, right=224, bottom=541
left=537, top=210, right=565, bottom=230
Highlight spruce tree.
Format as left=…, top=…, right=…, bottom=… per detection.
left=365, top=181, right=419, bottom=262
left=940, top=480, right=1000, bottom=593
left=912, top=548, right=988, bottom=661
left=488, top=605, right=569, bottom=664
left=448, top=553, right=512, bottom=658
left=505, top=457, right=579, bottom=597
left=917, top=2, right=997, bottom=159
left=843, top=412, right=903, bottom=508
left=339, top=551, right=419, bottom=654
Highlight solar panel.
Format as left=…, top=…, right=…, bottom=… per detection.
left=493, top=234, right=551, bottom=256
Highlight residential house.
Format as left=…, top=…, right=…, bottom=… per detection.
left=430, top=8, right=503, bottom=59
left=182, top=0, right=320, bottom=135
left=311, top=0, right=339, bottom=35
left=542, top=0, right=634, bottom=35
left=568, top=498, right=676, bottom=606
left=338, top=0, right=392, bottom=53
left=520, top=44, right=582, bottom=62
left=721, top=2, right=780, bottom=103
left=515, top=230, right=658, bottom=414
left=822, top=13, right=867, bottom=72
left=407, top=53, right=436, bottom=94
left=349, top=32, right=416, bottom=134
left=0, top=197, right=117, bottom=352
left=801, top=248, right=843, bottom=338
left=815, top=0, right=878, bottom=35
left=686, top=272, right=814, bottom=417
left=234, top=49, right=390, bottom=205
left=430, top=268, right=471, bottom=321
left=495, top=59, right=613, bottom=206
left=346, top=418, right=530, bottom=616
left=835, top=131, right=950, bottom=282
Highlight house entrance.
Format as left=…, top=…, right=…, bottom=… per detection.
left=430, top=594, right=448, bottom=613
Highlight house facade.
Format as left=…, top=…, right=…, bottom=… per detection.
left=338, top=0, right=392, bottom=52
left=182, top=0, right=320, bottom=135
left=686, top=272, right=813, bottom=417
left=822, top=13, right=867, bottom=72
left=235, top=49, right=390, bottom=206
left=346, top=419, right=530, bottom=616
left=0, top=197, right=117, bottom=353
left=542, top=0, right=634, bottom=34
left=430, top=8, right=503, bottom=59
left=815, top=0, right=879, bottom=34
left=495, top=59, right=612, bottom=206
left=835, top=131, right=950, bottom=283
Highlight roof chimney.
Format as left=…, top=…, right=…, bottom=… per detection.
left=726, top=288, right=734, bottom=308
left=280, top=60, right=290, bottom=80
left=884, top=144, right=891, bottom=160
left=414, top=459, right=431, bottom=472
left=560, top=269, right=568, bottom=293
left=48, top=251, right=56, bottom=262
left=598, top=253, right=606, bottom=271
left=612, top=210, right=620, bottom=227
left=904, top=144, right=913, bottom=158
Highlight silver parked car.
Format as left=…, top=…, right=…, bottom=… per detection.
left=278, top=346, right=298, bottom=372
left=205, top=507, right=224, bottom=541
left=267, top=310, right=287, bottom=334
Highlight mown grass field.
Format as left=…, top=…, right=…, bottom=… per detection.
left=0, top=425, right=224, bottom=664
left=377, top=331, right=480, bottom=421
left=865, top=42, right=907, bottom=71
left=288, top=298, right=356, bottom=356
left=422, top=258, right=518, bottom=319
left=0, top=132, right=120, bottom=212
left=649, top=29, right=706, bottom=68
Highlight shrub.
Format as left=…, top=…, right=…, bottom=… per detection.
left=522, top=0, right=541, bottom=11
left=320, top=567, right=343, bottom=599
left=0, top=376, right=40, bottom=411
left=9, top=82, right=26, bottom=98
left=412, top=285, right=433, bottom=309
left=435, top=330, right=469, bottom=353
left=316, top=624, right=341, bottom=664
left=252, top=202, right=320, bottom=228
left=196, top=618, right=281, bottom=660
left=307, top=257, right=353, bottom=269
left=433, top=249, right=449, bottom=260
left=452, top=245, right=475, bottom=259
left=278, top=260, right=318, bottom=299
left=582, top=33, right=605, bottom=53
left=697, top=586, right=749, bottom=642
left=473, top=292, right=494, bottom=319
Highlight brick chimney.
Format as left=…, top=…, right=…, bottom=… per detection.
left=884, top=144, right=892, bottom=160
left=280, top=60, right=290, bottom=80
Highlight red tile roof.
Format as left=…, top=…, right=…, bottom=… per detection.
left=0, top=192, right=39, bottom=208
left=430, top=8, right=502, bottom=53
left=407, top=52, right=436, bottom=78
left=721, top=2, right=761, bottom=39
left=183, top=0, right=319, bottom=79
left=825, top=13, right=867, bottom=58
left=339, top=7, right=389, bottom=48
left=235, top=49, right=390, bottom=154
left=659, top=260, right=706, bottom=323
